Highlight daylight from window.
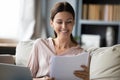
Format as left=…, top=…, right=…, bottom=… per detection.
left=0, top=0, right=20, bottom=39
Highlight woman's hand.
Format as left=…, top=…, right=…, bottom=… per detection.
left=33, top=77, right=54, bottom=80
left=43, top=77, right=54, bottom=80
left=74, top=65, right=89, bottom=80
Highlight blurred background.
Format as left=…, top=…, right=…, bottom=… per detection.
left=0, top=0, right=120, bottom=54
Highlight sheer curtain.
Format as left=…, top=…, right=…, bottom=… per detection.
left=0, top=0, right=46, bottom=42
left=18, top=0, right=47, bottom=41
left=0, top=0, right=20, bottom=40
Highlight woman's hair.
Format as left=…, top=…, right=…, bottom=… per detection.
left=50, top=1, right=77, bottom=44
left=50, top=1, right=75, bottom=21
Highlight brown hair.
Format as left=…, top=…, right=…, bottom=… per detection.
left=50, top=1, right=77, bottom=44
left=50, top=1, right=75, bottom=20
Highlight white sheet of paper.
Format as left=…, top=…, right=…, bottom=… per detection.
left=50, top=52, right=89, bottom=80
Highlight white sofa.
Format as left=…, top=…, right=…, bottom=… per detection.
left=0, top=40, right=120, bottom=80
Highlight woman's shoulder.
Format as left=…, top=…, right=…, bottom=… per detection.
left=34, top=37, right=51, bottom=43
left=73, top=45, right=89, bottom=54
left=33, top=37, right=53, bottom=46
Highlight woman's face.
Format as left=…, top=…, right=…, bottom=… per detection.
left=51, top=11, right=74, bottom=39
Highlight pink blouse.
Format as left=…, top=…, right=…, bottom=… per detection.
left=27, top=37, right=86, bottom=78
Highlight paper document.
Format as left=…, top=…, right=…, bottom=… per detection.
left=50, top=52, right=89, bottom=80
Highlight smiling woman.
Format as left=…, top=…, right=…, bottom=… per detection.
left=0, top=0, right=20, bottom=39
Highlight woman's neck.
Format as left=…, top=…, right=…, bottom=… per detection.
left=53, top=37, right=78, bottom=55
left=53, top=37, right=75, bottom=49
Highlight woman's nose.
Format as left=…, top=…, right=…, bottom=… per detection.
left=62, top=22, right=67, bottom=29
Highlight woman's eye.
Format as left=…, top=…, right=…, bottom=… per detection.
left=57, top=22, right=62, bottom=24
left=66, top=21, right=72, bottom=23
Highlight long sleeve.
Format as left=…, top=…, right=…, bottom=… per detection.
left=27, top=38, right=54, bottom=78
left=27, top=41, right=39, bottom=78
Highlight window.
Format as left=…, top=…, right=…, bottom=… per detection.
left=0, top=0, right=20, bottom=39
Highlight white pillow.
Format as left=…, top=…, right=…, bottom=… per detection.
left=15, top=40, right=34, bottom=66
left=90, top=44, right=120, bottom=80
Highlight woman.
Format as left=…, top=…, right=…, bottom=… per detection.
left=27, top=1, right=90, bottom=80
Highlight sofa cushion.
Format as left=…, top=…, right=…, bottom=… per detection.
left=89, top=44, right=120, bottom=80
left=15, top=40, right=34, bottom=66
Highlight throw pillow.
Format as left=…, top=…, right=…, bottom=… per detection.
left=90, top=44, right=120, bottom=80
left=15, top=40, right=34, bottom=66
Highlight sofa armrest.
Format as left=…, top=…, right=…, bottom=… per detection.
left=0, top=54, right=15, bottom=64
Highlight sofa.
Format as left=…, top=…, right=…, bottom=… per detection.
left=0, top=40, right=120, bottom=80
